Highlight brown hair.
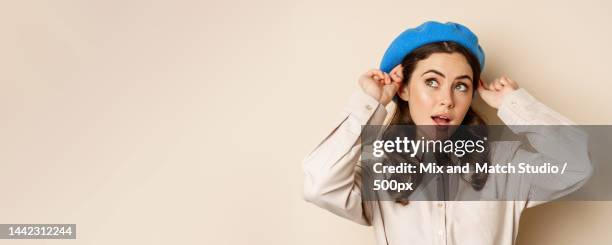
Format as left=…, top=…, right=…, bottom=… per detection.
left=383, top=41, right=489, bottom=205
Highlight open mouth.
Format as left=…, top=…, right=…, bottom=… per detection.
left=431, top=115, right=451, bottom=126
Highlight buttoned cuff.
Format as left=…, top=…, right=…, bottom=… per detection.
left=344, top=90, right=388, bottom=135
left=497, top=88, right=540, bottom=125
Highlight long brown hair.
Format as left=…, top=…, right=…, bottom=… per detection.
left=383, top=41, right=489, bottom=205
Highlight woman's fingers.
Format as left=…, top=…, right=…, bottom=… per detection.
left=379, top=72, right=388, bottom=84
left=363, top=69, right=406, bottom=93
left=390, top=70, right=402, bottom=82
left=499, top=78, right=506, bottom=86
left=492, top=77, right=505, bottom=91
left=498, top=76, right=520, bottom=90
left=482, top=76, right=520, bottom=93
left=480, top=78, right=505, bottom=92
left=478, top=76, right=520, bottom=109
left=366, top=69, right=381, bottom=80
left=371, top=70, right=393, bottom=85
left=373, top=70, right=384, bottom=83
left=495, top=82, right=503, bottom=91
left=504, top=76, right=520, bottom=89
left=366, top=69, right=378, bottom=77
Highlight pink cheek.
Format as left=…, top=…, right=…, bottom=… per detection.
left=414, top=89, right=436, bottom=107
left=456, top=96, right=472, bottom=110
left=408, top=90, right=437, bottom=124
left=453, top=96, right=472, bottom=123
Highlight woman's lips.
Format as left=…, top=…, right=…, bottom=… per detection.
left=431, top=116, right=451, bottom=126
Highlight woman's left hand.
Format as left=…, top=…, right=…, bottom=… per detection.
left=477, top=76, right=520, bottom=109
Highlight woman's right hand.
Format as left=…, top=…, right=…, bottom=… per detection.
left=358, top=69, right=402, bottom=106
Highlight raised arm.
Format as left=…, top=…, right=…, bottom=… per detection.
left=302, top=69, right=401, bottom=225
left=496, top=88, right=593, bottom=208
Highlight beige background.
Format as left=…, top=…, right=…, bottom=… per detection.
left=1, top=0, right=611, bottom=244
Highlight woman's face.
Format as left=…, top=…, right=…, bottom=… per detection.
left=398, top=52, right=474, bottom=128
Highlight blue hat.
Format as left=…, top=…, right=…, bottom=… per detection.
left=379, top=21, right=485, bottom=73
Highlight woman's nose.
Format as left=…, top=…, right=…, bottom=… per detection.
left=439, top=89, right=455, bottom=109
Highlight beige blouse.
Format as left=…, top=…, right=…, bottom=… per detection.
left=302, top=88, right=592, bottom=245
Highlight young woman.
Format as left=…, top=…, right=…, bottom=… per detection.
left=302, top=21, right=592, bottom=245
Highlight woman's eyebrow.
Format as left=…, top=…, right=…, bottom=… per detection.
left=422, top=69, right=472, bottom=81
left=455, top=75, right=473, bottom=82
left=422, top=69, right=445, bottom=77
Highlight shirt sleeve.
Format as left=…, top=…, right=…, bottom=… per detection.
left=497, top=88, right=593, bottom=208
left=302, top=90, right=388, bottom=226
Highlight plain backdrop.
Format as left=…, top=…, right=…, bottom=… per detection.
left=1, top=0, right=611, bottom=244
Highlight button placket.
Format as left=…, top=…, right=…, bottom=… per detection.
left=431, top=201, right=447, bottom=245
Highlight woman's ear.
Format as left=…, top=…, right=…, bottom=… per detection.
left=390, top=64, right=404, bottom=82
left=390, top=64, right=410, bottom=101
left=398, top=83, right=410, bottom=101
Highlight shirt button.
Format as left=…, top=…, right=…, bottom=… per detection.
left=437, top=230, right=443, bottom=236
left=365, top=104, right=373, bottom=110
left=437, top=203, right=444, bottom=208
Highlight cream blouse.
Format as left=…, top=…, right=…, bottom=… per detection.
left=302, top=88, right=592, bottom=245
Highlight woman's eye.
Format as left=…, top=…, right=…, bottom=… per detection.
left=455, top=83, right=468, bottom=92
left=425, top=79, right=439, bottom=88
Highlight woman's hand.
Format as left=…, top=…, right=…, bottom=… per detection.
left=477, top=76, right=520, bottom=109
left=358, top=69, right=402, bottom=106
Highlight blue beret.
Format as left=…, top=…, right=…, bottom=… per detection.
left=379, top=21, right=485, bottom=73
